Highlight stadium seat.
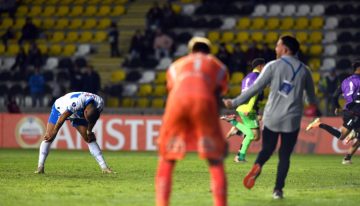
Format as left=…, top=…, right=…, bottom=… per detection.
left=228, top=86, right=241, bottom=97
left=323, top=31, right=337, bottom=43
left=310, top=17, right=324, bottom=29
left=295, top=32, right=308, bottom=44
left=268, top=4, right=281, bottom=16
left=296, top=4, right=311, bottom=16
left=266, top=17, right=280, bottom=30
left=98, top=6, right=111, bottom=16
left=79, top=32, right=93, bottom=43
left=111, top=6, right=126, bottom=16
left=68, top=19, right=83, bottom=30
left=312, top=72, right=320, bottom=84
left=183, top=4, right=196, bottom=15
left=110, top=70, right=126, bottom=83
left=76, top=44, right=91, bottom=56
left=174, top=44, right=187, bottom=57
left=13, top=18, right=25, bottom=29
left=42, top=19, right=55, bottom=30
left=311, top=4, right=325, bottom=16
left=207, top=31, right=220, bottom=43
left=236, top=17, right=250, bottom=30
left=28, top=6, right=42, bottom=17
left=7, top=44, right=19, bottom=55
left=151, top=98, right=165, bottom=108
left=251, top=32, right=264, bottom=42
left=252, top=4, right=267, bottom=16
left=44, top=57, right=59, bottom=70
left=221, top=31, right=235, bottom=43
left=153, top=84, right=167, bottom=97
left=282, top=4, right=296, bottom=16
left=55, top=18, right=69, bottom=30
left=83, top=19, right=97, bottom=29
left=137, top=84, right=153, bottom=97
left=221, top=17, right=236, bottom=30
left=230, top=72, right=244, bottom=84
left=0, top=18, right=13, bottom=29
left=280, top=17, right=294, bottom=30
left=49, top=44, right=62, bottom=55
left=122, top=84, right=138, bottom=96
left=321, top=58, right=336, bottom=70
left=235, top=32, right=249, bottom=43
left=324, top=45, right=337, bottom=56
left=154, top=72, right=166, bottom=84
left=300, top=45, right=308, bottom=53
left=294, top=17, right=309, bottom=30
left=2, top=57, right=15, bottom=70
left=265, top=32, right=278, bottom=44
left=136, top=98, right=150, bottom=108
left=16, top=6, right=28, bottom=17
left=43, top=6, right=56, bottom=17
left=156, top=57, right=172, bottom=70
left=98, top=19, right=111, bottom=29
left=51, top=32, right=65, bottom=43
left=211, top=44, right=219, bottom=55
left=171, top=4, right=182, bottom=14
left=65, top=32, right=79, bottom=43
left=69, top=6, right=83, bottom=17
left=56, top=6, right=70, bottom=16
left=94, top=31, right=107, bottom=43
left=138, top=71, right=156, bottom=83
left=309, top=32, right=323, bottom=44
left=38, top=44, right=48, bottom=54
left=251, top=17, right=266, bottom=30
left=121, top=97, right=135, bottom=107
left=324, top=17, right=338, bottom=29
left=84, top=6, right=97, bottom=16
left=308, top=58, right=321, bottom=71
left=107, top=97, right=120, bottom=108
left=309, top=45, right=323, bottom=56
left=63, top=44, right=76, bottom=56
left=0, top=45, right=5, bottom=55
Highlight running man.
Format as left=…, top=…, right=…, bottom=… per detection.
left=156, top=37, right=229, bottom=206
left=34, top=92, right=114, bottom=174
left=306, top=59, right=360, bottom=164
left=220, top=58, right=265, bottom=163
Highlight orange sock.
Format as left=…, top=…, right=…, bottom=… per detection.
left=155, top=159, right=175, bottom=206
left=209, top=161, right=227, bottom=206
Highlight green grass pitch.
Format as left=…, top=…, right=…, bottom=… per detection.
left=1, top=149, right=360, bottom=206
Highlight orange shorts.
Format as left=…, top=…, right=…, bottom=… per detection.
left=158, top=96, right=227, bottom=160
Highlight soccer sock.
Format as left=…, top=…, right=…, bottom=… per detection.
left=239, top=135, right=253, bottom=160
left=319, top=123, right=341, bottom=138
left=87, top=141, right=108, bottom=169
left=156, top=159, right=175, bottom=206
left=209, top=162, right=227, bottom=206
left=38, top=141, right=51, bottom=168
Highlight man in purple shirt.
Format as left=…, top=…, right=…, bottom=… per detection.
left=307, top=59, right=360, bottom=164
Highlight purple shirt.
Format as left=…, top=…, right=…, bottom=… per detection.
left=241, top=71, right=260, bottom=92
left=341, top=74, right=360, bottom=109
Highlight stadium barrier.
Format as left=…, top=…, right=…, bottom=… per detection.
left=0, top=113, right=357, bottom=155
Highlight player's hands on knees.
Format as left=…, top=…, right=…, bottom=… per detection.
left=222, top=99, right=233, bottom=109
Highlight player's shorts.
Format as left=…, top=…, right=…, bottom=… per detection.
left=343, top=110, right=360, bottom=131
left=238, top=111, right=259, bottom=129
left=48, top=104, right=88, bottom=127
left=158, top=96, right=227, bottom=161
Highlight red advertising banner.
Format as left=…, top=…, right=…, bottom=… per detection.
left=0, top=113, right=358, bottom=155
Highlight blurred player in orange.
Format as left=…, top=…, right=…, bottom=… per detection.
left=155, top=37, right=229, bottom=206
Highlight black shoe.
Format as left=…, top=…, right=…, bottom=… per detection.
left=272, top=190, right=283, bottom=199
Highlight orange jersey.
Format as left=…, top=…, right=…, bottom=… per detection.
left=166, top=53, right=229, bottom=101
left=158, top=53, right=229, bottom=160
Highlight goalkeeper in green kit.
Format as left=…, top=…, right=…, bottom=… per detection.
left=221, top=58, right=265, bottom=162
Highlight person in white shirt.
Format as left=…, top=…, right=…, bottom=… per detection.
left=34, top=92, right=114, bottom=174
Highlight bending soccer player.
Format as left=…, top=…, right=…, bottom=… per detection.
left=156, top=37, right=229, bottom=206
left=220, top=58, right=265, bottom=163
left=307, top=59, right=360, bottom=164
left=35, top=92, right=114, bottom=174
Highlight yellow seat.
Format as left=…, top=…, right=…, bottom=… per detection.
left=0, top=44, right=5, bottom=54
left=84, top=6, right=97, bottom=16
left=111, top=6, right=126, bottom=16
left=42, top=19, right=55, bottom=30
left=63, top=44, right=76, bottom=56
left=294, top=17, right=309, bottom=30
left=110, top=70, right=126, bottom=83
left=69, top=6, right=83, bottom=17
left=211, top=44, right=219, bottom=55
left=73, top=0, right=87, bottom=4
left=251, top=32, right=264, bottom=42
left=236, top=17, right=250, bottom=30
left=225, top=44, right=234, bottom=53
left=57, top=6, right=70, bottom=16
left=79, top=32, right=93, bottom=43
left=280, top=17, right=294, bottom=30
left=51, top=31, right=65, bottom=43
left=137, top=84, right=153, bottom=97
left=308, top=58, right=321, bottom=71
left=266, top=17, right=280, bottom=30
left=47, top=0, right=59, bottom=4
left=309, top=32, right=323, bottom=44
left=171, top=4, right=182, bottom=14
left=83, top=19, right=97, bottom=29
left=312, top=72, right=320, bottom=84
left=230, top=72, right=244, bottom=84
left=0, top=18, right=13, bottom=29
left=28, top=6, right=42, bottom=17
left=265, top=32, right=278, bottom=44
left=58, top=0, right=72, bottom=4
left=65, top=32, right=78, bottom=43
left=136, top=98, right=150, bottom=108
left=88, top=0, right=101, bottom=3
left=207, top=31, right=220, bottom=43
left=94, top=31, right=107, bottom=43
left=68, top=19, right=83, bottom=29
left=228, top=86, right=241, bottom=97
left=251, top=17, right=266, bottom=30
left=97, top=18, right=111, bottom=29
left=121, top=98, right=135, bottom=107
left=155, top=72, right=167, bottom=84
left=310, top=17, right=324, bottom=29
left=98, top=6, right=111, bottom=16
left=235, top=32, right=249, bottom=43
left=151, top=98, right=165, bottom=108
left=309, top=45, right=322, bottom=56
left=295, top=32, right=308, bottom=44
left=55, top=18, right=69, bottom=30
left=7, top=44, right=19, bottom=55
left=43, top=6, right=56, bottom=17
left=49, top=44, right=62, bottom=55
left=221, top=31, right=235, bottom=43
left=153, top=84, right=167, bottom=97
left=107, top=97, right=119, bottom=107
left=38, top=44, right=48, bottom=54
left=13, top=18, right=26, bottom=29
left=16, top=6, right=28, bottom=17
left=300, top=45, right=308, bottom=53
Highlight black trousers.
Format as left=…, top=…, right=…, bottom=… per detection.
left=255, top=126, right=299, bottom=191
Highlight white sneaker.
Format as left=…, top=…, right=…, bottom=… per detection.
left=306, top=118, right=320, bottom=131
left=342, top=158, right=352, bottom=165
left=34, top=166, right=44, bottom=174
left=102, top=168, right=116, bottom=174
